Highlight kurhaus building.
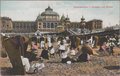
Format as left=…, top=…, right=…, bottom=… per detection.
left=0, top=6, right=103, bottom=33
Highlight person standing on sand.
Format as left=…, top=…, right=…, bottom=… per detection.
left=31, top=41, right=38, bottom=54
left=70, top=36, right=76, bottom=49
left=49, top=46, right=55, bottom=58
left=40, top=36, right=45, bottom=49
left=76, top=37, right=80, bottom=49
left=40, top=47, right=49, bottom=60
left=58, top=41, right=66, bottom=56
left=108, top=36, right=116, bottom=55
left=93, top=36, right=99, bottom=48
left=99, top=36, right=108, bottom=52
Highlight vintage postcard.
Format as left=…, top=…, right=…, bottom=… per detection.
left=0, top=0, right=120, bottom=76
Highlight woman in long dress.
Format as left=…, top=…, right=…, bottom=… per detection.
left=49, top=46, right=55, bottom=57
left=40, top=47, right=49, bottom=60
left=61, top=46, right=72, bottom=64
left=77, top=41, right=93, bottom=62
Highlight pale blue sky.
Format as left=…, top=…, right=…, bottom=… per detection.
left=1, top=1, right=120, bottom=27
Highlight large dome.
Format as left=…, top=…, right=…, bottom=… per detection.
left=36, top=14, right=42, bottom=21
left=41, top=6, right=59, bottom=16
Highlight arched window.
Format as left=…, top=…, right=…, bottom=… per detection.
left=39, top=23, right=41, bottom=25
left=39, top=26, right=41, bottom=28
left=24, top=25, right=26, bottom=28
left=55, top=23, right=57, bottom=28
left=20, top=25, right=22, bottom=28
left=27, top=25, right=29, bottom=28
left=47, top=23, right=50, bottom=28
left=16, top=25, right=19, bottom=28
left=7, top=25, right=9, bottom=28
left=51, top=23, right=54, bottom=28
left=43, top=23, right=46, bottom=28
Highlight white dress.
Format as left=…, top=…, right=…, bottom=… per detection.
left=61, top=48, right=70, bottom=59
left=70, top=49, right=76, bottom=55
left=41, top=41, right=45, bottom=48
left=63, top=39, right=67, bottom=44
left=50, top=48, right=55, bottom=54
left=48, top=42, right=52, bottom=47
left=59, top=44, right=66, bottom=50
left=57, top=41, right=61, bottom=45
left=21, top=56, right=30, bottom=72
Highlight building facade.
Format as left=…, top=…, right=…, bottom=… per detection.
left=0, top=6, right=103, bottom=33
left=13, top=21, right=35, bottom=33
left=86, top=19, right=102, bottom=30
left=1, top=17, right=13, bottom=33
left=36, top=6, right=59, bottom=33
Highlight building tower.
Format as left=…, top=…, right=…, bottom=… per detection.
left=60, top=14, right=66, bottom=26
left=65, top=15, right=70, bottom=29
left=80, top=16, right=86, bottom=29
left=36, top=6, right=59, bottom=32
left=1, top=17, right=13, bottom=33
left=36, top=14, right=43, bottom=30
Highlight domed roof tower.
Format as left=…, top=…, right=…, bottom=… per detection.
left=36, top=14, right=42, bottom=21
left=41, top=6, right=59, bottom=16
left=80, top=16, right=86, bottom=29
left=60, top=14, right=65, bottom=21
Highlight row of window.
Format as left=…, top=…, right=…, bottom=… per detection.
left=13, top=30, right=34, bottom=33
left=42, top=18, right=59, bottom=21
left=2, top=24, right=9, bottom=27
left=43, top=22, right=58, bottom=28
left=13, top=23, right=34, bottom=25
left=13, top=24, right=34, bottom=29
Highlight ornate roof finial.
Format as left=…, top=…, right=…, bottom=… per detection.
left=66, top=13, right=69, bottom=19
left=48, top=4, right=50, bottom=8
left=61, top=14, right=65, bottom=20
left=67, top=14, right=68, bottom=18
left=45, top=5, right=53, bottom=11
left=62, top=14, right=65, bottom=17
left=82, top=15, right=83, bottom=18
left=81, top=15, right=85, bottom=21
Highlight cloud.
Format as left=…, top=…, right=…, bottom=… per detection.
left=1, top=1, right=119, bottom=27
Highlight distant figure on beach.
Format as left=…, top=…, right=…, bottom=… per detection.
left=108, top=36, right=116, bottom=55
left=40, top=47, right=49, bottom=60
left=61, top=46, right=73, bottom=64
left=40, top=36, right=45, bottom=49
left=31, top=41, right=38, bottom=54
left=58, top=41, right=66, bottom=56
left=49, top=46, right=55, bottom=57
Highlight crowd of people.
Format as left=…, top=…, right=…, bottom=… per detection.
left=99, top=35, right=120, bottom=55
left=1, top=33, right=120, bottom=74
left=30, top=34, right=119, bottom=64
left=29, top=35, right=93, bottom=65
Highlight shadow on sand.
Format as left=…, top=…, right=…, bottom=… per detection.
left=0, top=67, right=24, bottom=75
left=104, top=66, right=120, bottom=70
left=0, top=67, right=13, bottom=75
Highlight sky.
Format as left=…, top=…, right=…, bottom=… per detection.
left=1, top=1, right=120, bottom=27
